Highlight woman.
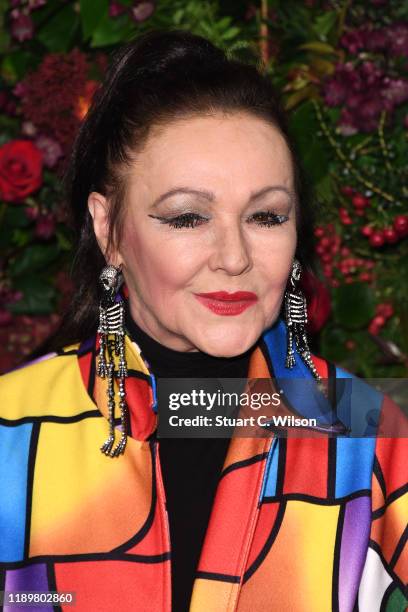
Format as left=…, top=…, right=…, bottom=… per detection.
left=0, top=30, right=406, bottom=612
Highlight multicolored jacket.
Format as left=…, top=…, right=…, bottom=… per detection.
left=0, top=316, right=407, bottom=611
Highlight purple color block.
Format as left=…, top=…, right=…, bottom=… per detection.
left=4, top=564, right=53, bottom=611
left=338, top=495, right=371, bottom=612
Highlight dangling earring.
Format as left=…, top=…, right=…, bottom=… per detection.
left=284, top=259, right=321, bottom=381
left=97, top=264, right=129, bottom=457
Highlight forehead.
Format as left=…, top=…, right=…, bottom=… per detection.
left=128, top=112, right=294, bottom=194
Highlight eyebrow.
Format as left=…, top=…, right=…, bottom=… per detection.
left=151, top=185, right=295, bottom=208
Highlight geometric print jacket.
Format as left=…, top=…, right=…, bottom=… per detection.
left=0, top=315, right=407, bottom=611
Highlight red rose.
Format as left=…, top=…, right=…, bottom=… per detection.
left=300, top=269, right=332, bottom=334
left=0, top=139, right=43, bottom=203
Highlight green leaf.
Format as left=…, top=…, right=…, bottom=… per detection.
left=36, top=4, right=79, bottom=52
left=319, top=325, right=349, bottom=363
left=1, top=205, right=31, bottom=229
left=173, top=8, right=184, bottom=25
left=312, top=11, right=337, bottom=42
left=80, top=0, right=109, bottom=39
left=56, top=228, right=72, bottom=251
left=221, top=27, right=240, bottom=41
left=8, top=244, right=60, bottom=277
left=1, top=51, right=39, bottom=83
left=298, top=41, right=336, bottom=55
left=8, top=276, right=56, bottom=315
left=11, top=228, right=31, bottom=247
left=0, top=0, right=9, bottom=53
left=288, top=100, right=330, bottom=184
left=332, top=283, right=376, bottom=330
left=90, top=12, right=135, bottom=47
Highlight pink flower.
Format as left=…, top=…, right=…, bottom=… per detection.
left=109, top=1, right=126, bottom=17
left=340, top=29, right=367, bottom=55
left=35, top=213, right=56, bottom=239
left=25, top=204, right=39, bottom=220
left=28, top=0, right=46, bottom=9
left=386, top=22, right=408, bottom=57
left=34, top=134, right=63, bottom=168
left=365, top=28, right=388, bottom=53
left=0, top=310, right=13, bottom=327
left=130, top=1, right=155, bottom=22
left=10, top=12, right=34, bottom=42
left=383, top=78, right=408, bottom=105
left=12, top=81, right=27, bottom=97
left=21, top=121, right=38, bottom=137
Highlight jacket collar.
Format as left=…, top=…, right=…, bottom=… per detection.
left=78, top=313, right=344, bottom=442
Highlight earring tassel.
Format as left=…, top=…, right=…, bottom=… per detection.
left=97, top=265, right=129, bottom=457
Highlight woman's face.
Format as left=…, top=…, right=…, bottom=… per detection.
left=91, top=112, right=297, bottom=356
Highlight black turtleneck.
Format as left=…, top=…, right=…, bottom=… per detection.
left=125, top=308, right=252, bottom=612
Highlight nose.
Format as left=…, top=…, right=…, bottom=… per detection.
left=208, top=220, right=252, bottom=275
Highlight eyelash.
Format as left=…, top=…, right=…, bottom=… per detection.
left=149, top=210, right=289, bottom=229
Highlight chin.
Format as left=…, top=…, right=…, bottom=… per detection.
left=197, top=328, right=261, bottom=358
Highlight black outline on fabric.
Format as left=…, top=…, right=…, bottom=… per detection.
left=380, top=582, right=400, bottom=612
left=389, top=524, right=408, bottom=570
left=0, top=567, right=6, bottom=598
left=46, top=562, right=63, bottom=612
left=275, top=437, right=286, bottom=498
left=331, top=503, right=346, bottom=612
left=219, top=453, right=269, bottom=481
left=0, top=411, right=103, bottom=427
left=195, top=571, right=240, bottom=584
left=110, top=440, right=159, bottom=554
left=262, top=489, right=371, bottom=505
left=368, top=539, right=406, bottom=593
left=372, top=483, right=408, bottom=520
left=126, top=369, right=153, bottom=384
left=242, top=500, right=286, bottom=584
left=373, top=455, right=387, bottom=500
left=0, top=552, right=171, bottom=570
left=56, top=349, right=79, bottom=357
left=24, top=422, right=41, bottom=560
left=87, top=340, right=96, bottom=401
left=327, top=437, right=337, bottom=499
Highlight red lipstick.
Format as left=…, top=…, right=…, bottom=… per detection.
left=194, top=291, right=258, bottom=316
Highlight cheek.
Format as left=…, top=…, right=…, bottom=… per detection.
left=121, top=225, right=198, bottom=299
left=254, top=230, right=296, bottom=289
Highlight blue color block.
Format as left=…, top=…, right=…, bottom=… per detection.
left=335, top=436, right=376, bottom=498
left=260, top=437, right=280, bottom=499
left=0, top=423, right=33, bottom=561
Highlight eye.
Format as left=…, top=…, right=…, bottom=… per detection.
left=149, top=213, right=208, bottom=229
left=247, top=210, right=289, bottom=227
left=148, top=209, right=289, bottom=229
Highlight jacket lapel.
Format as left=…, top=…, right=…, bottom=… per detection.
left=189, top=344, right=275, bottom=611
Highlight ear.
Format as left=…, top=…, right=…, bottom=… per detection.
left=88, top=192, right=123, bottom=266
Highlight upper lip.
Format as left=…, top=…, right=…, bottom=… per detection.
left=195, top=291, right=258, bottom=301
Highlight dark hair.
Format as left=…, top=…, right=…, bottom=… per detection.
left=37, top=28, right=317, bottom=355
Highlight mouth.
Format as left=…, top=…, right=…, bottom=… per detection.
left=193, top=291, right=258, bottom=316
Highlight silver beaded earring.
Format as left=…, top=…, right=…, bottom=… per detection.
left=97, top=264, right=129, bottom=457
left=284, top=259, right=321, bottom=381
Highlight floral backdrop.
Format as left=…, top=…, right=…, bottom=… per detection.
left=0, top=0, right=407, bottom=377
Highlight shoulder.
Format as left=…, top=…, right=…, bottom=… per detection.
left=0, top=343, right=97, bottom=421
